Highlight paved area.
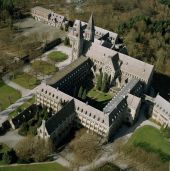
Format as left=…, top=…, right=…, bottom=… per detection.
left=39, top=44, right=72, bottom=70
left=14, top=18, right=66, bottom=41
left=0, top=130, right=24, bottom=148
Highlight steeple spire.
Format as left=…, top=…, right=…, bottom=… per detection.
left=87, top=13, right=95, bottom=31
left=85, top=13, right=95, bottom=42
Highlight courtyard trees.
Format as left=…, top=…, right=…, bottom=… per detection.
left=78, top=86, right=83, bottom=99
left=96, top=72, right=110, bottom=92
left=69, top=129, right=101, bottom=165
left=15, top=136, right=54, bottom=162
left=96, top=72, right=103, bottom=90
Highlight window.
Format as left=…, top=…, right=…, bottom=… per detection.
left=77, top=107, right=79, bottom=110
left=89, top=113, right=91, bottom=116
left=93, top=115, right=96, bottom=119
left=41, top=89, right=44, bottom=92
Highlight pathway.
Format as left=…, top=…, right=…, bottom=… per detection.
left=0, top=74, right=41, bottom=126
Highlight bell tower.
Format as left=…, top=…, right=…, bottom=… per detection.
left=85, top=13, right=95, bottom=42
left=72, top=20, right=84, bottom=61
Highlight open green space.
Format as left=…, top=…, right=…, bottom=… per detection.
left=128, top=125, right=170, bottom=160
left=9, top=97, right=35, bottom=118
left=48, top=51, right=68, bottom=62
left=0, top=162, right=68, bottom=171
left=0, top=81, right=21, bottom=111
left=32, top=60, right=57, bottom=75
left=11, top=72, right=39, bottom=89
left=87, top=88, right=112, bottom=102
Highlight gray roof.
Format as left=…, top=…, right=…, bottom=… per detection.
left=73, top=20, right=118, bottom=42
left=32, top=6, right=51, bottom=14
left=103, top=78, right=139, bottom=114
left=45, top=99, right=75, bottom=135
left=86, top=41, right=154, bottom=83
left=46, top=56, right=88, bottom=85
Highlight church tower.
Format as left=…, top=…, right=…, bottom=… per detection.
left=85, top=14, right=95, bottom=42
left=71, top=20, right=84, bottom=61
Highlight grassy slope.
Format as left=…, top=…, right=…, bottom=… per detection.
left=12, top=73, right=39, bottom=89
left=32, top=60, right=57, bottom=75
left=0, top=81, right=21, bottom=110
left=0, top=163, right=68, bottom=171
left=128, top=125, right=170, bottom=155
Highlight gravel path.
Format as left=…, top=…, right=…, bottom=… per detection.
left=0, top=130, right=24, bottom=148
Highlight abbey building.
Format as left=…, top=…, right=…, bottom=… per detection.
left=30, top=9, right=164, bottom=145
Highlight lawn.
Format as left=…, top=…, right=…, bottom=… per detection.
left=32, top=60, right=58, bottom=75
left=128, top=125, right=170, bottom=156
left=12, top=72, right=39, bottom=89
left=0, top=163, right=69, bottom=171
left=0, top=81, right=21, bottom=111
left=87, top=88, right=112, bottom=102
left=48, top=51, right=68, bottom=62
left=8, top=97, right=35, bottom=118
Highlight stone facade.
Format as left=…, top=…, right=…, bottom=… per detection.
left=152, top=94, right=170, bottom=127
left=31, top=6, right=68, bottom=28
left=36, top=77, right=142, bottom=145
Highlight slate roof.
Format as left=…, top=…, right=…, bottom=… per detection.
left=46, top=56, right=88, bottom=85
left=45, top=99, right=75, bottom=135
left=31, top=6, right=51, bottom=15
left=103, top=78, right=139, bottom=114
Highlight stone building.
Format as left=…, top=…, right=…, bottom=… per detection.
left=152, top=94, right=170, bottom=127
left=32, top=8, right=156, bottom=145
left=31, top=6, right=68, bottom=28
left=36, top=76, right=142, bottom=145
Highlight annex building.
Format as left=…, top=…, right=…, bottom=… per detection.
left=30, top=7, right=169, bottom=145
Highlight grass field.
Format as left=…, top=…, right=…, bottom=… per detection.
left=12, top=72, right=39, bottom=89
left=0, top=163, right=69, bottom=171
left=32, top=60, right=57, bottom=75
left=128, top=125, right=170, bottom=156
left=48, top=51, right=68, bottom=62
left=87, top=88, right=112, bottom=102
left=0, top=81, right=21, bottom=111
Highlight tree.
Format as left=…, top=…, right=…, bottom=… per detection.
left=15, top=137, right=53, bottom=162
left=2, top=151, right=12, bottom=164
left=18, top=123, right=29, bottom=136
left=101, top=73, right=108, bottom=92
left=78, top=86, right=83, bottom=98
left=96, top=72, right=103, bottom=90
left=82, top=89, right=87, bottom=101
